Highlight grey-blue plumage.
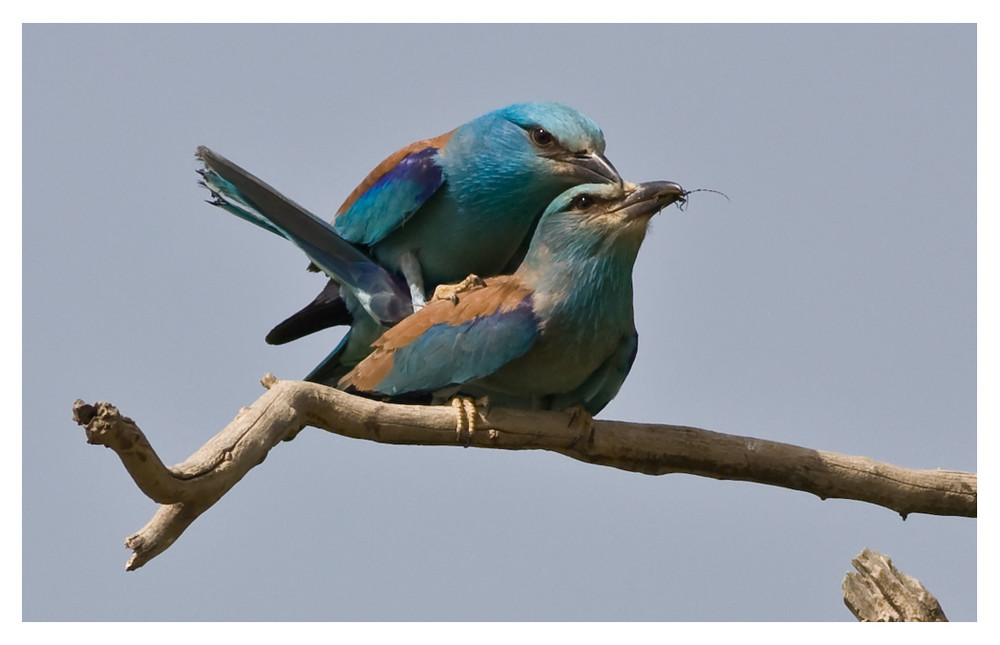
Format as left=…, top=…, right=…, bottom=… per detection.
left=197, top=102, right=622, bottom=381
left=339, top=180, right=686, bottom=415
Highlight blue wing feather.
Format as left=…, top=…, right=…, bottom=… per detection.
left=333, top=146, right=446, bottom=246
left=375, top=297, right=540, bottom=396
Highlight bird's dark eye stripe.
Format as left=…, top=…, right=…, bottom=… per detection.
left=530, top=127, right=556, bottom=147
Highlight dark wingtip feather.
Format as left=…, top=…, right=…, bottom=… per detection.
left=265, top=281, right=352, bottom=345
left=265, top=300, right=352, bottom=345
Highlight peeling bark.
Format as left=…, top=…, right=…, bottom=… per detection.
left=843, top=549, right=948, bottom=621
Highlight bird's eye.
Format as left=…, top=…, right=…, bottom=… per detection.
left=530, top=127, right=555, bottom=147
left=570, top=194, right=594, bottom=210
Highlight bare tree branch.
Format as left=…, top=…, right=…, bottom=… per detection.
left=72, top=376, right=977, bottom=570
left=843, top=549, right=948, bottom=621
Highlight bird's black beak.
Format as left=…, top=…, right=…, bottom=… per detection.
left=564, top=151, right=623, bottom=185
left=619, top=181, right=686, bottom=220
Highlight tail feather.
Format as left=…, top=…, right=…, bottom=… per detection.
left=195, top=146, right=412, bottom=326
left=304, top=311, right=390, bottom=385
left=304, top=342, right=352, bottom=385
left=197, top=166, right=285, bottom=237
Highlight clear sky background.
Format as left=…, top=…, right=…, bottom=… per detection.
left=22, top=24, right=975, bottom=621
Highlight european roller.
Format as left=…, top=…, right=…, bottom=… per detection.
left=337, top=180, right=686, bottom=418
left=196, top=102, right=620, bottom=382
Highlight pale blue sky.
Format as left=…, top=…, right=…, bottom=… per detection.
left=23, top=24, right=975, bottom=621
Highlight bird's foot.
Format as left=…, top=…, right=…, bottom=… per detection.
left=432, top=274, right=487, bottom=304
left=451, top=396, right=479, bottom=447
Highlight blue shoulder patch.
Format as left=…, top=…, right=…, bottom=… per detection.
left=333, top=147, right=445, bottom=246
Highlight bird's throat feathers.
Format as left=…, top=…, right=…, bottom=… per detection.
left=518, top=225, right=642, bottom=331
left=519, top=208, right=648, bottom=287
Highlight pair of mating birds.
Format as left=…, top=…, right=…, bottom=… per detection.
left=197, top=102, right=685, bottom=421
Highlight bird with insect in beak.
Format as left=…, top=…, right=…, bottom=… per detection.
left=337, top=180, right=686, bottom=436
left=197, top=102, right=621, bottom=383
